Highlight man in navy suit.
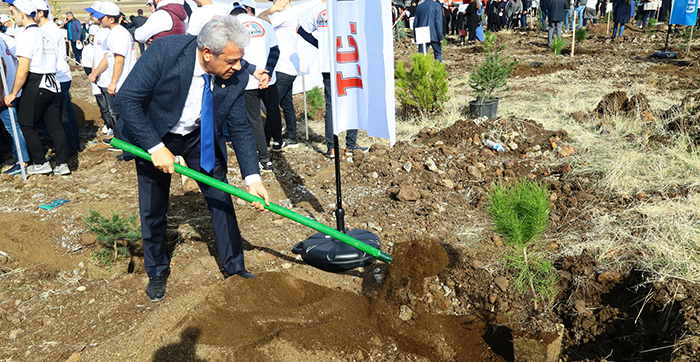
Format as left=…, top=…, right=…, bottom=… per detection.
left=114, top=16, right=270, bottom=303
left=413, top=0, right=444, bottom=62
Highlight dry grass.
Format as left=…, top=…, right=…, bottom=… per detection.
left=474, top=66, right=700, bottom=283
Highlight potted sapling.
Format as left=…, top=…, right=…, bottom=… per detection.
left=468, top=31, right=517, bottom=119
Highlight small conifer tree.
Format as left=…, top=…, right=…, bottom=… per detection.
left=395, top=53, right=449, bottom=116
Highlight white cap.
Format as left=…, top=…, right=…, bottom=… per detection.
left=30, top=0, right=49, bottom=11
left=7, top=0, right=37, bottom=17
left=85, top=1, right=102, bottom=14
left=93, top=1, right=120, bottom=18
left=232, top=0, right=256, bottom=10
left=0, top=14, right=11, bottom=23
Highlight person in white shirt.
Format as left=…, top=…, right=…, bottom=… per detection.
left=80, top=37, right=103, bottom=107
left=84, top=2, right=113, bottom=136
left=186, top=0, right=226, bottom=35
left=298, top=0, right=367, bottom=158
left=31, top=0, right=81, bottom=155
left=231, top=0, right=284, bottom=173
left=88, top=1, right=137, bottom=147
left=0, top=32, right=29, bottom=176
left=258, top=0, right=300, bottom=148
left=5, top=0, right=69, bottom=175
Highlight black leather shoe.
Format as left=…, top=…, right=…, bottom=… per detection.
left=234, top=269, right=257, bottom=279
left=146, top=276, right=167, bottom=302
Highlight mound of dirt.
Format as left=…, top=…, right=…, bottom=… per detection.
left=381, top=238, right=450, bottom=297
left=173, top=240, right=506, bottom=361
left=594, top=91, right=652, bottom=117
left=664, top=92, right=700, bottom=142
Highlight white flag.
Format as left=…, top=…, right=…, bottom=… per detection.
left=328, top=0, right=396, bottom=146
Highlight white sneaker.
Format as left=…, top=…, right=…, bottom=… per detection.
left=26, top=162, right=52, bottom=175
left=54, top=163, right=71, bottom=176
left=102, top=126, right=113, bottom=136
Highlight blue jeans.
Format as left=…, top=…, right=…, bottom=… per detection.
left=0, top=103, right=29, bottom=162
left=275, top=72, right=298, bottom=142
left=323, top=73, right=357, bottom=151
left=61, top=81, right=80, bottom=151
left=521, top=12, right=527, bottom=28
left=573, top=6, right=585, bottom=29
left=641, top=10, right=655, bottom=27
left=541, top=9, right=549, bottom=30
left=612, top=23, right=625, bottom=37
left=417, top=41, right=443, bottom=62
left=564, top=9, right=571, bottom=30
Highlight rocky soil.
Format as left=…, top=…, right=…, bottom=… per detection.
left=1, top=20, right=699, bottom=362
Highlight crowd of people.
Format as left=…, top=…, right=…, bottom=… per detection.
left=392, top=0, right=677, bottom=58
left=0, top=0, right=368, bottom=178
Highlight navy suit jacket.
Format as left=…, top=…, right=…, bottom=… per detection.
left=414, top=0, right=444, bottom=42
left=114, top=35, right=259, bottom=179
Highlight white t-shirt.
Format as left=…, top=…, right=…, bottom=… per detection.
left=0, top=35, right=21, bottom=98
left=94, top=27, right=111, bottom=88
left=299, top=2, right=329, bottom=73
left=15, top=24, right=59, bottom=92
left=187, top=4, right=227, bottom=35
left=269, top=7, right=300, bottom=76
left=236, top=13, right=278, bottom=90
left=40, top=21, right=72, bottom=83
left=104, top=25, right=137, bottom=92
left=80, top=43, right=101, bottom=95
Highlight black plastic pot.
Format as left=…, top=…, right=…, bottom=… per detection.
left=469, top=97, right=499, bottom=119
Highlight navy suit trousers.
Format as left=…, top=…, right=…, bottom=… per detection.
left=135, top=129, right=245, bottom=277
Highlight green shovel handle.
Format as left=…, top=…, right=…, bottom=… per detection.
left=110, top=138, right=393, bottom=264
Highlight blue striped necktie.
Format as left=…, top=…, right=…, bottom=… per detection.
left=200, top=73, right=215, bottom=172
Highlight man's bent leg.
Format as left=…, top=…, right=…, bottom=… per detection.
left=183, top=134, right=245, bottom=275
left=136, top=157, right=173, bottom=277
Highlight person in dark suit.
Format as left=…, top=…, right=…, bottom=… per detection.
left=131, top=9, right=148, bottom=54
left=413, top=0, right=443, bottom=62
left=114, top=16, right=270, bottom=303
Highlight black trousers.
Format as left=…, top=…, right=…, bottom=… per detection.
left=243, top=85, right=282, bottom=163
left=275, top=72, right=298, bottom=142
left=20, top=89, right=67, bottom=165
left=99, top=87, right=119, bottom=132
left=70, top=41, right=82, bottom=63
left=135, top=130, right=246, bottom=277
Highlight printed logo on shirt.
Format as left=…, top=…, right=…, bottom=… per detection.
left=317, top=10, right=328, bottom=27
left=242, top=21, right=265, bottom=37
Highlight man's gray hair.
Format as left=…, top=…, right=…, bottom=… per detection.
left=197, top=16, right=250, bottom=56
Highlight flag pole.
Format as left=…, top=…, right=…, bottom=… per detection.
left=0, top=57, right=27, bottom=180
left=300, top=53, right=309, bottom=141
left=571, top=10, right=576, bottom=56
left=332, top=135, right=345, bottom=232
left=688, top=25, right=694, bottom=53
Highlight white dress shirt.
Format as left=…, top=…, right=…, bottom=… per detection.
left=148, top=51, right=261, bottom=186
